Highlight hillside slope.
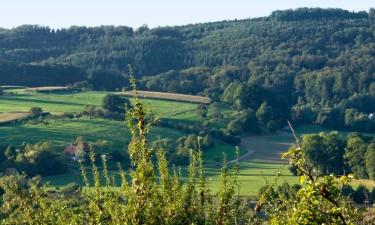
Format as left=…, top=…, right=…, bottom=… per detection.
left=0, top=8, right=374, bottom=131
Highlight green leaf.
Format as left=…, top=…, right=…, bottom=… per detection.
left=299, top=175, right=305, bottom=184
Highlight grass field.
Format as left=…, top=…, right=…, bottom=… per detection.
left=118, top=90, right=211, bottom=104
left=1, top=90, right=200, bottom=122
left=43, top=161, right=295, bottom=195
left=15, top=120, right=375, bottom=194
left=0, top=117, right=236, bottom=163
left=42, top=122, right=375, bottom=195
left=1, top=89, right=374, bottom=195
left=0, top=89, right=235, bottom=163
left=25, top=86, right=70, bottom=92
left=1, top=90, right=105, bottom=113
left=43, top=157, right=374, bottom=195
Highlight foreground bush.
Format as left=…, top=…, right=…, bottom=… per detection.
left=257, top=122, right=363, bottom=225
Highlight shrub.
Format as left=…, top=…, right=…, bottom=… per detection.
left=30, top=107, right=43, bottom=117
left=102, top=94, right=130, bottom=114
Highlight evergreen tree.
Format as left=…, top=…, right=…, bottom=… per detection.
left=365, top=143, right=375, bottom=180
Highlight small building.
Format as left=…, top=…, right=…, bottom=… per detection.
left=64, top=142, right=90, bottom=161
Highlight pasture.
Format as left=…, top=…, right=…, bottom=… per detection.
left=25, top=86, right=70, bottom=92
left=43, top=151, right=374, bottom=195
left=41, top=121, right=374, bottom=195
left=0, top=117, right=235, bottom=163
left=0, top=89, right=235, bottom=163
left=43, top=161, right=296, bottom=195
left=1, top=90, right=105, bottom=113
left=118, top=90, right=211, bottom=104
left=0, top=90, right=200, bottom=122
left=1, top=88, right=374, bottom=195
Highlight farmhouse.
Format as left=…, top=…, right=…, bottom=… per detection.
left=64, top=142, right=90, bottom=161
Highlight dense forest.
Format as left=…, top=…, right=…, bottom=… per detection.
left=0, top=7, right=375, bottom=132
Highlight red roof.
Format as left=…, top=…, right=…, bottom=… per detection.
left=64, top=145, right=77, bottom=155
left=64, top=143, right=90, bottom=155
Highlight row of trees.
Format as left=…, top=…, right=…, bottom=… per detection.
left=298, top=132, right=375, bottom=180
left=82, top=94, right=130, bottom=120
left=151, top=134, right=214, bottom=164
left=1, top=8, right=373, bottom=76
left=0, top=141, right=66, bottom=176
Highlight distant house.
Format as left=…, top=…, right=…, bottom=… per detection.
left=64, top=142, right=90, bottom=161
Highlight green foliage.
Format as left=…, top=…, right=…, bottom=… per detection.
left=29, top=107, right=43, bottom=117
left=89, top=70, right=128, bottom=91
left=0, top=141, right=67, bottom=176
left=287, top=131, right=375, bottom=181
left=345, top=134, right=369, bottom=179
left=271, top=8, right=368, bottom=21
left=256, top=101, right=278, bottom=131
left=352, top=185, right=369, bottom=204
left=102, top=94, right=130, bottom=114
left=196, top=104, right=208, bottom=118
left=0, top=60, right=86, bottom=87
left=226, top=109, right=260, bottom=135
left=301, top=132, right=346, bottom=175
left=1, top=8, right=375, bottom=132
left=365, top=143, right=375, bottom=180
left=257, top=123, right=362, bottom=225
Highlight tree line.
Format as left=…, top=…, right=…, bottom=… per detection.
left=293, top=132, right=375, bottom=180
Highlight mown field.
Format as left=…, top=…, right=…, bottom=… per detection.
left=1, top=89, right=200, bottom=122
left=0, top=112, right=31, bottom=124
left=1, top=88, right=374, bottom=195
left=118, top=90, right=211, bottom=104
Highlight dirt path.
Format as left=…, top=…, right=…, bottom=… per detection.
left=228, top=138, right=255, bottom=164
left=229, top=132, right=293, bottom=164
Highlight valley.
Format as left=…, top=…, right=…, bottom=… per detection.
left=1, top=87, right=373, bottom=195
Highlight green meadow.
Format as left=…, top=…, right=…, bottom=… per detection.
left=1, top=89, right=374, bottom=195
left=1, top=89, right=199, bottom=121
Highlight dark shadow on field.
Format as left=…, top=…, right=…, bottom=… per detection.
left=4, top=93, right=30, bottom=97
left=166, top=109, right=195, bottom=118
left=34, top=91, right=82, bottom=95
left=188, top=160, right=293, bottom=178
left=1, top=96, right=85, bottom=106
left=158, top=118, right=197, bottom=125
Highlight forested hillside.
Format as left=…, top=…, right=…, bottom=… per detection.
left=1, top=8, right=375, bottom=131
